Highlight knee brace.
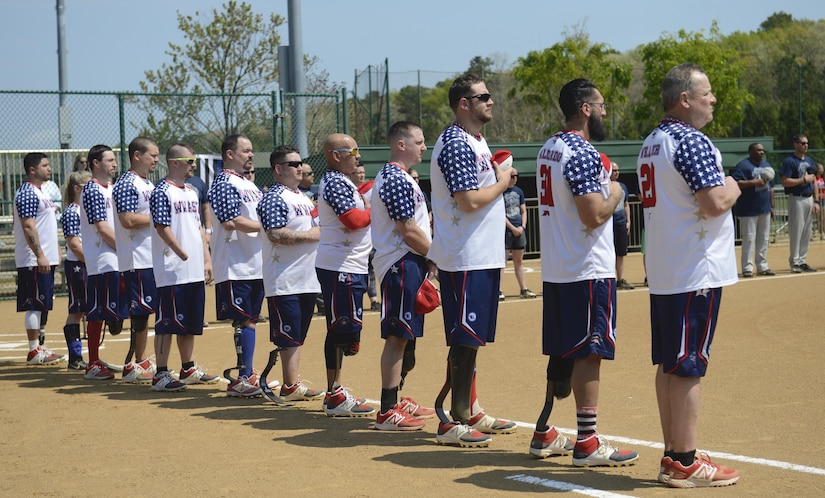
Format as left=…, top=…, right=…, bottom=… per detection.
left=24, top=310, right=41, bottom=330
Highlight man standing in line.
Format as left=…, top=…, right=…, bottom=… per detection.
left=529, top=79, right=637, bottom=467
left=113, top=136, right=159, bottom=383
left=638, top=63, right=741, bottom=488
left=257, top=145, right=324, bottom=402
left=81, top=145, right=128, bottom=380
left=14, top=152, right=64, bottom=365
left=371, top=121, right=436, bottom=431
left=149, top=143, right=218, bottom=392
left=428, top=74, right=516, bottom=447
left=315, top=133, right=375, bottom=417
left=731, top=143, right=775, bottom=277
left=208, top=134, right=268, bottom=397
left=780, top=134, right=819, bottom=273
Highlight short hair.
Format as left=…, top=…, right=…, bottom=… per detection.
left=661, top=63, right=705, bottom=111
left=748, top=143, right=762, bottom=153
left=387, top=121, right=422, bottom=144
left=166, top=143, right=194, bottom=163
left=62, top=170, right=91, bottom=207
left=558, top=79, right=599, bottom=120
left=221, top=134, right=249, bottom=160
left=23, top=152, right=48, bottom=176
left=128, top=136, right=157, bottom=161
left=269, top=145, right=300, bottom=167
left=792, top=134, right=808, bottom=144
left=88, top=144, right=113, bottom=169
left=448, top=73, right=484, bottom=111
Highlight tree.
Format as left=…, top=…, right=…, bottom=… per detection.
left=136, top=1, right=285, bottom=153
left=510, top=24, right=632, bottom=137
left=760, top=12, right=794, bottom=31
left=629, top=22, right=751, bottom=139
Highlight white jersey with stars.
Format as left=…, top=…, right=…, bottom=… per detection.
left=316, top=169, right=371, bottom=274
left=429, top=124, right=504, bottom=272
left=150, top=180, right=204, bottom=288
left=80, top=179, right=118, bottom=276
left=637, top=119, right=737, bottom=295
left=371, top=162, right=430, bottom=284
left=257, top=184, right=321, bottom=296
left=14, top=182, right=59, bottom=268
left=537, top=131, right=615, bottom=283
left=113, top=170, right=154, bottom=271
left=207, top=170, right=263, bottom=283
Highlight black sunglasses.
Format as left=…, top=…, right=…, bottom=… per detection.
left=242, top=169, right=255, bottom=176
left=465, top=93, right=492, bottom=102
left=276, top=160, right=303, bottom=168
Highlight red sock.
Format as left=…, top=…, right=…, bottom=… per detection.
left=87, top=321, right=103, bottom=363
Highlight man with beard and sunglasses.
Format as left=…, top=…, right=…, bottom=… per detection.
left=529, top=79, right=638, bottom=467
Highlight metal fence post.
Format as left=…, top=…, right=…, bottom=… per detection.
left=117, top=93, right=127, bottom=168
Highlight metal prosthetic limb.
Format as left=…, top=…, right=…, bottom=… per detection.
left=535, top=356, right=574, bottom=430
left=223, top=321, right=245, bottom=383
left=260, top=348, right=293, bottom=407
left=433, top=360, right=452, bottom=424
left=124, top=329, right=135, bottom=364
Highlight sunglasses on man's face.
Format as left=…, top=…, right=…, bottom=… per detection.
left=242, top=170, right=255, bottom=176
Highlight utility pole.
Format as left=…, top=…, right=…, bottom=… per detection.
left=56, top=0, right=72, bottom=178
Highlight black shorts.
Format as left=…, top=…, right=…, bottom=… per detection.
left=613, top=222, right=628, bottom=256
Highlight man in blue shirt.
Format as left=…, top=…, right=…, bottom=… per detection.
left=732, top=143, right=775, bottom=277
left=780, top=134, right=819, bottom=273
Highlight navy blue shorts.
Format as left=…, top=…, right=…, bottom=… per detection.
left=123, top=268, right=157, bottom=316
left=85, top=271, right=128, bottom=322
left=16, top=266, right=55, bottom=312
left=380, top=253, right=426, bottom=341
left=438, top=268, right=500, bottom=347
left=542, top=279, right=617, bottom=359
left=316, top=268, right=366, bottom=339
left=650, top=288, right=723, bottom=377
left=64, top=260, right=86, bottom=314
left=215, top=279, right=264, bottom=322
left=155, top=282, right=206, bottom=336
left=266, top=293, right=316, bottom=348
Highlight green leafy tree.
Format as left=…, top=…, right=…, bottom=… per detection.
left=510, top=24, right=632, bottom=137
left=136, top=1, right=284, bottom=153
left=630, top=22, right=751, bottom=139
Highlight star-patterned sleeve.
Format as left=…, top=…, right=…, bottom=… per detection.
left=321, top=174, right=358, bottom=216
left=258, top=187, right=290, bottom=231
left=563, top=136, right=603, bottom=197
left=150, top=184, right=172, bottom=227
left=379, top=171, right=416, bottom=221
left=15, top=185, right=39, bottom=219
left=81, top=183, right=108, bottom=223
left=112, top=175, right=138, bottom=213
left=437, top=137, right=480, bottom=194
left=208, top=177, right=243, bottom=223
left=61, top=205, right=81, bottom=236
left=673, top=131, right=725, bottom=193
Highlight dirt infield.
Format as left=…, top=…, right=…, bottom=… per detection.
left=2, top=243, right=824, bottom=497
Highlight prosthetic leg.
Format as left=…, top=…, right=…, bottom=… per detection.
left=260, top=348, right=293, bottom=407
left=97, top=320, right=125, bottom=372
left=529, top=356, right=575, bottom=458
left=398, top=339, right=416, bottom=391
left=434, top=345, right=490, bottom=447
left=223, top=321, right=245, bottom=383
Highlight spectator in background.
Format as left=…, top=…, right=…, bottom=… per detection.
left=780, top=134, right=819, bottom=273
left=298, top=162, right=319, bottom=204
left=73, top=155, right=89, bottom=172
left=731, top=143, right=775, bottom=277
left=351, top=162, right=380, bottom=311
left=500, top=157, right=536, bottom=300
left=608, top=157, right=634, bottom=290
left=185, top=158, right=213, bottom=246
left=816, top=163, right=825, bottom=240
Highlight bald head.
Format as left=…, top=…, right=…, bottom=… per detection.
left=323, top=133, right=360, bottom=175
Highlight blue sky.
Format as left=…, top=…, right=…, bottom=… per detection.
left=3, top=0, right=824, bottom=93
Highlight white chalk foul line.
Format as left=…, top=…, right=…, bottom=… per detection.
left=505, top=474, right=636, bottom=497
left=513, top=421, right=825, bottom=477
